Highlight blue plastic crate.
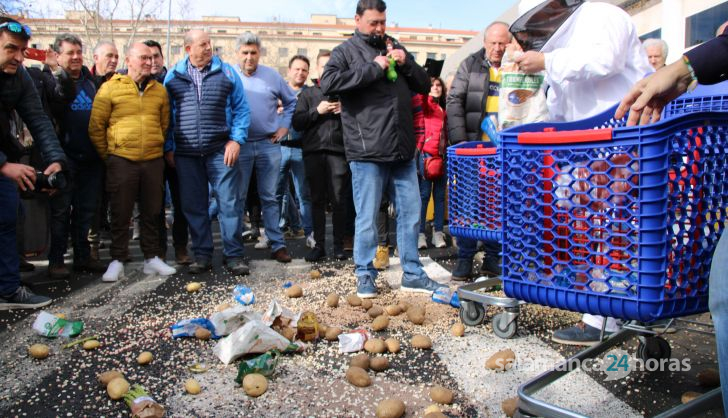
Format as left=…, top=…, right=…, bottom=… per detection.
left=447, top=142, right=502, bottom=242
left=663, top=81, right=728, bottom=118
left=499, top=104, right=728, bottom=321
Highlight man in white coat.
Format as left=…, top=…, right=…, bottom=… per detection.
left=513, top=0, right=652, bottom=345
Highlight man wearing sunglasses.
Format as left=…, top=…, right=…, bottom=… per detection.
left=0, top=17, right=67, bottom=309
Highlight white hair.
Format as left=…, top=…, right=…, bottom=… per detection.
left=642, top=38, right=668, bottom=57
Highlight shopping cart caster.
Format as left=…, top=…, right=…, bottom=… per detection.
left=636, top=336, right=671, bottom=362
left=492, top=308, right=519, bottom=339
left=459, top=300, right=485, bottom=326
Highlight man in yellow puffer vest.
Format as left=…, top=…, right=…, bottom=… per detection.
left=88, top=42, right=176, bottom=282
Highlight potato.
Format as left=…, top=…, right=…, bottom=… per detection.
left=346, top=295, right=362, bottom=307
left=310, top=269, right=322, bottom=279
left=54, top=313, right=66, bottom=319
left=185, top=378, right=201, bottom=395
left=407, top=306, right=426, bottom=325
left=385, top=338, right=401, bottom=354
left=214, top=302, right=232, bottom=312
left=451, top=323, right=465, bottom=337
left=83, top=340, right=101, bottom=350
left=429, top=386, right=454, bottom=404
left=28, top=343, right=50, bottom=359
left=368, top=306, right=384, bottom=318
left=485, top=349, right=516, bottom=371
left=137, top=351, right=153, bottom=365
left=398, top=301, right=410, bottom=312
left=107, top=377, right=130, bottom=400
left=361, top=299, right=373, bottom=310
left=697, top=368, right=720, bottom=387
left=384, top=305, right=402, bottom=316
left=424, top=412, right=447, bottom=418
left=681, top=391, right=702, bottom=404
left=186, top=282, right=201, bottom=293
left=345, top=366, right=371, bottom=387
left=326, top=293, right=339, bottom=308
left=424, top=404, right=441, bottom=415
left=372, top=315, right=389, bottom=332
left=350, top=353, right=370, bottom=370
left=195, top=327, right=212, bottom=340
left=375, top=398, right=405, bottom=418
left=98, top=370, right=124, bottom=387
left=370, top=356, right=389, bottom=372
left=411, top=334, right=432, bottom=349
left=281, top=326, right=296, bottom=341
left=285, top=284, right=303, bottom=298
left=242, top=373, right=268, bottom=397
left=318, top=325, right=328, bottom=339
left=502, top=397, right=519, bottom=417
left=364, top=338, right=387, bottom=354
left=325, top=327, right=342, bottom=341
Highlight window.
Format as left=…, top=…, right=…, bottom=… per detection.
left=277, top=31, right=286, bottom=35
left=260, top=47, right=267, bottom=56
left=293, top=31, right=303, bottom=35
left=427, top=52, right=437, bottom=60
left=426, top=36, right=433, bottom=41
left=685, top=2, right=728, bottom=47
left=297, top=48, right=307, bottom=56
left=259, top=30, right=268, bottom=35
left=58, top=27, right=69, bottom=31
left=217, top=29, right=227, bottom=33
left=313, top=32, right=322, bottom=36
left=410, top=51, right=418, bottom=61
left=279, top=47, right=288, bottom=57
left=152, top=28, right=162, bottom=33
left=639, top=28, right=661, bottom=42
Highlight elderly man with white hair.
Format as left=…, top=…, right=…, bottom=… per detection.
left=642, top=38, right=668, bottom=70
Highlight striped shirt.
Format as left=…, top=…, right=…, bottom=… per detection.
left=481, top=66, right=501, bottom=143
left=187, top=61, right=211, bottom=101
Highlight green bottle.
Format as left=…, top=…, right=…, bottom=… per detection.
left=387, top=56, right=398, bottom=82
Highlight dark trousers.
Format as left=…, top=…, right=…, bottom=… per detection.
left=303, top=151, right=350, bottom=250
left=48, top=158, right=103, bottom=265
left=106, top=156, right=164, bottom=261
left=0, top=176, right=20, bottom=296
left=159, top=161, right=189, bottom=254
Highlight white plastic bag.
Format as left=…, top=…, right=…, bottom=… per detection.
left=498, top=50, right=548, bottom=130
left=209, top=305, right=260, bottom=337
left=337, top=329, right=371, bottom=353
left=213, top=320, right=300, bottom=364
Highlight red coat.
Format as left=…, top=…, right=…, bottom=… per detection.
left=417, top=94, right=447, bottom=156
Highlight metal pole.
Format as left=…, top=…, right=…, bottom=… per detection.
left=166, top=0, right=171, bottom=68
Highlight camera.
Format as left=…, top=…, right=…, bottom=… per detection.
left=35, top=170, right=67, bottom=189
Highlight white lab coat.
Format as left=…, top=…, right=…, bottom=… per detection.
left=542, top=2, right=653, bottom=122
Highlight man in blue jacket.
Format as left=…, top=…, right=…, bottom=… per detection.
left=0, top=17, right=67, bottom=309
left=164, top=29, right=251, bottom=275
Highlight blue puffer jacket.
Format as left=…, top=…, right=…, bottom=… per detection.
left=164, top=56, right=250, bottom=156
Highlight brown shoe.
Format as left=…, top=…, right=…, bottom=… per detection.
left=175, top=246, right=192, bottom=265
left=343, top=236, right=354, bottom=251
left=73, top=258, right=108, bottom=273
left=271, top=247, right=292, bottom=263
left=48, top=263, right=70, bottom=280
left=89, top=245, right=100, bottom=261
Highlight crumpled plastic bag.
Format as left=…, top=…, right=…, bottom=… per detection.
left=209, top=305, right=260, bottom=337
left=261, top=300, right=301, bottom=328
left=234, top=350, right=280, bottom=384
left=498, top=49, right=548, bottom=131
left=32, top=311, right=84, bottom=338
left=213, top=320, right=305, bottom=364
left=170, top=318, right=218, bottom=339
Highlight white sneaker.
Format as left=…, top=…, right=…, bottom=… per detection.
left=306, top=233, right=316, bottom=249
left=418, top=233, right=427, bottom=249
left=254, top=231, right=270, bottom=249
left=432, top=231, right=447, bottom=248
left=102, top=260, right=124, bottom=282
left=132, top=219, right=140, bottom=240
left=143, top=256, right=177, bottom=276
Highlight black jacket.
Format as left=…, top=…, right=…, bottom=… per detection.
left=0, top=66, right=67, bottom=169
left=320, top=30, right=430, bottom=162
left=446, top=48, right=492, bottom=144
left=292, top=82, right=344, bottom=155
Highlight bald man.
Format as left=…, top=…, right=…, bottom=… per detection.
left=163, top=30, right=251, bottom=276
left=89, top=42, right=176, bottom=281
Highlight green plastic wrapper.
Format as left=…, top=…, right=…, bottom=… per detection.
left=32, top=311, right=84, bottom=338
left=235, top=350, right=280, bottom=384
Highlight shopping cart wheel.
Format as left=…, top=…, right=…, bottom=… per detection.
left=459, top=301, right=485, bottom=326
left=636, top=336, right=672, bottom=362
left=492, top=311, right=518, bottom=339
left=514, top=408, right=536, bottom=418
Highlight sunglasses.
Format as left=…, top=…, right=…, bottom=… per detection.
left=0, top=22, right=32, bottom=37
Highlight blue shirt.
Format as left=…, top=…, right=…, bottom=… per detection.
left=235, top=64, right=296, bottom=142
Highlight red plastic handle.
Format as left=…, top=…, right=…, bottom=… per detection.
left=454, top=147, right=498, bottom=156
left=518, top=128, right=613, bottom=144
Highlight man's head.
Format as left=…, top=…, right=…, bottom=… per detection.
left=483, top=21, right=511, bottom=68
left=642, top=38, right=667, bottom=70
left=717, top=21, right=728, bottom=36
left=316, top=50, right=331, bottom=79
left=184, top=29, right=212, bottom=68
left=355, top=0, right=387, bottom=38
left=53, top=33, right=84, bottom=77
left=93, top=40, right=119, bottom=75
left=125, top=42, right=152, bottom=83
left=0, top=17, right=31, bottom=75
left=288, top=55, right=310, bottom=88
left=235, top=32, right=261, bottom=76
left=143, top=39, right=164, bottom=75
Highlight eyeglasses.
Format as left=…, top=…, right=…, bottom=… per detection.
left=0, top=22, right=32, bottom=37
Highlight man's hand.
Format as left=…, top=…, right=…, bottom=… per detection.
left=615, top=59, right=693, bottom=126
left=387, top=48, right=406, bottom=65
left=223, top=141, right=240, bottom=167
left=164, top=151, right=175, bottom=168
left=41, top=162, right=64, bottom=195
left=514, top=51, right=545, bottom=74
left=374, top=56, right=389, bottom=71
left=333, top=102, right=342, bottom=115
left=1, top=162, right=36, bottom=191
left=317, top=100, right=337, bottom=115
left=270, top=127, right=289, bottom=143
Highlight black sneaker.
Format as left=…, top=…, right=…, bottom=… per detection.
left=551, top=322, right=612, bottom=346
left=19, top=258, right=36, bottom=272
left=451, top=258, right=474, bottom=281
left=73, top=258, right=108, bottom=273
left=305, top=247, right=326, bottom=262
left=480, top=255, right=502, bottom=277
left=226, top=258, right=250, bottom=276
left=0, top=286, right=52, bottom=310
left=333, top=247, right=348, bottom=261
left=189, top=260, right=212, bottom=274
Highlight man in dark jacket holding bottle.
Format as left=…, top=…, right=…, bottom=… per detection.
left=321, top=0, right=444, bottom=298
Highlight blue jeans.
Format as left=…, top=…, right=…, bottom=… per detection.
left=238, top=140, right=285, bottom=252
left=350, top=159, right=429, bottom=282
left=0, top=176, right=20, bottom=296
left=277, top=146, right=312, bottom=235
left=48, top=158, right=103, bottom=265
left=709, top=231, right=728, bottom=415
left=418, top=153, right=446, bottom=232
left=175, top=149, right=244, bottom=261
